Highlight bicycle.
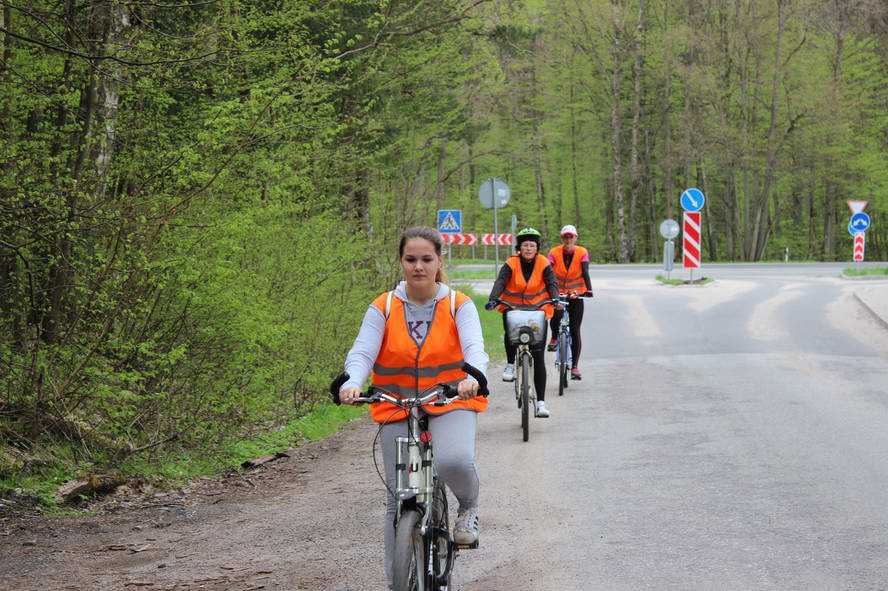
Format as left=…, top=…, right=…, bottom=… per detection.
left=552, top=292, right=592, bottom=396
left=329, top=362, right=489, bottom=591
left=554, top=294, right=573, bottom=397
left=491, top=298, right=557, bottom=442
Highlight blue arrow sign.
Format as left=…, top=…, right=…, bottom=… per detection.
left=680, top=188, right=705, bottom=212
left=850, top=212, right=871, bottom=232
left=437, top=209, right=462, bottom=234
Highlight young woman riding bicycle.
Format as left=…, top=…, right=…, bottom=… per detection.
left=546, top=224, right=593, bottom=380
left=337, top=226, right=489, bottom=587
left=485, top=227, right=560, bottom=418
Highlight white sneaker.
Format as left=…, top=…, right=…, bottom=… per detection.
left=535, top=401, right=550, bottom=418
left=454, top=506, right=479, bottom=545
left=502, top=364, right=515, bottom=382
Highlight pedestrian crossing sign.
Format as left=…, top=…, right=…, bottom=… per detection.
left=437, top=209, right=462, bottom=234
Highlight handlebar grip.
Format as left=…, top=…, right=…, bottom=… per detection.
left=462, top=362, right=489, bottom=397
left=329, top=372, right=350, bottom=405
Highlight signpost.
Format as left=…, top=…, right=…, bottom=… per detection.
left=659, top=219, right=679, bottom=280
left=850, top=212, right=871, bottom=233
left=479, top=178, right=511, bottom=269
left=853, top=232, right=866, bottom=263
left=680, top=187, right=705, bottom=282
left=437, top=209, right=462, bottom=234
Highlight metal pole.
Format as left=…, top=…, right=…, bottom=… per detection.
left=492, top=178, right=499, bottom=271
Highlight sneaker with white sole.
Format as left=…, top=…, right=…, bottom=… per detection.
left=454, top=506, right=480, bottom=545
left=502, top=364, right=515, bottom=382
left=535, top=401, right=550, bottom=418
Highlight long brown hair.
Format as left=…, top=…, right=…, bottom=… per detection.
left=399, top=227, right=449, bottom=284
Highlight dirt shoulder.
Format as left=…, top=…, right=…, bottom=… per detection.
left=0, top=417, right=388, bottom=591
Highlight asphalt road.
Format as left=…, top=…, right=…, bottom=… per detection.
left=454, top=265, right=888, bottom=590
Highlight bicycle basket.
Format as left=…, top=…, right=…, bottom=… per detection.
left=505, top=309, right=547, bottom=345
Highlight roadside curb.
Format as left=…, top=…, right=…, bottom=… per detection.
left=852, top=289, right=888, bottom=331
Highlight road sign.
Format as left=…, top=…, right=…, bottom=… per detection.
left=437, top=209, right=462, bottom=234
left=482, top=233, right=513, bottom=246
left=659, top=219, right=680, bottom=240
left=683, top=212, right=702, bottom=269
left=479, top=178, right=511, bottom=209
left=853, top=232, right=866, bottom=262
left=441, top=233, right=477, bottom=246
left=847, top=200, right=868, bottom=214
left=850, top=212, right=871, bottom=233
left=680, top=188, right=705, bottom=212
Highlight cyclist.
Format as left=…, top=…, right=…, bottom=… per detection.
left=338, top=226, right=489, bottom=586
left=485, top=227, right=560, bottom=418
left=546, top=224, right=593, bottom=380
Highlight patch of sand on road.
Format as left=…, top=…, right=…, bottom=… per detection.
left=826, top=287, right=888, bottom=357
left=747, top=283, right=806, bottom=341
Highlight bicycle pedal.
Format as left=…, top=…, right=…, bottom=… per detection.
left=455, top=541, right=479, bottom=550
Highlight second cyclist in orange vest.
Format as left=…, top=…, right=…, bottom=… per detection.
left=547, top=224, right=593, bottom=380
left=485, top=227, right=560, bottom=418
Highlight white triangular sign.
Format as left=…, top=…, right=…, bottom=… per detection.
left=847, top=200, right=868, bottom=214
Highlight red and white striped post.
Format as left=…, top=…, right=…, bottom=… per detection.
left=683, top=211, right=702, bottom=280
left=853, top=232, right=865, bottom=262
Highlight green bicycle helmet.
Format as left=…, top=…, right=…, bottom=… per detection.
left=515, top=227, right=542, bottom=250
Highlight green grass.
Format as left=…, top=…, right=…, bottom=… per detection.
left=656, top=274, right=715, bottom=286
left=454, top=283, right=505, bottom=362
left=448, top=268, right=498, bottom=281
left=843, top=266, right=888, bottom=276
left=1, top=403, right=365, bottom=511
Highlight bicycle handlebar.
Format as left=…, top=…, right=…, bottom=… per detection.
left=329, top=362, right=490, bottom=406
left=489, top=298, right=560, bottom=311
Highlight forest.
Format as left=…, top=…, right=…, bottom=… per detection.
left=2, top=0, right=887, bottom=487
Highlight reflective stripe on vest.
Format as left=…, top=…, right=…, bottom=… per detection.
left=549, top=245, right=588, bottom=292
left=368, top=288, right=488, bottom=423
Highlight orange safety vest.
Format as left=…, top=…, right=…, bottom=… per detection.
left=499, top=254, right=554, bottom=319
left=368, top=289, right=488, bottom=424
left=548, top=245, right=589, bottom=293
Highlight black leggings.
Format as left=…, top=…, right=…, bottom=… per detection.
left=503, top=314, right=548, bottom=401
left=549, top=298, right=584, bottom=369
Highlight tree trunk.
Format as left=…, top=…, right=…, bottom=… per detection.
left=610, top=2, right=629, bottom=262
left=569, top=47, right=582, bottom=229
left=627, top=0, right=645, bottom=261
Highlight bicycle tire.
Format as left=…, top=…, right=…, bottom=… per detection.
left=430, top=481, right=453, bottom=589
left=558, top=332, right=568, bottom=396
left=392, top=509, right=424, bottom=591
left=521, top=353, right=530, bottom=442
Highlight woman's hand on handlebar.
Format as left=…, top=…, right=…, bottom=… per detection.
left=339, top=386, right=362, bottom=404
left=456, top=378, right=480, bottom=400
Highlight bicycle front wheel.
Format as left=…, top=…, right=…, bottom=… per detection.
left=558, top=332, right=569, bottom=396
left=521, top=353, right=531, bottom=442
left=392, top=509, right=425, bottom=591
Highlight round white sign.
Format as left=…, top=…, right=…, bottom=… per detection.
left=659, top=219, right=680, bottom=240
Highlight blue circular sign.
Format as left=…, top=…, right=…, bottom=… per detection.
left=680, top=188, right=705, bottom=212
left=850, top=212, right=871, bottom=233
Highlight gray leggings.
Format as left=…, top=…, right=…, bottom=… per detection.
left=381, top=409, right=479, bottom=583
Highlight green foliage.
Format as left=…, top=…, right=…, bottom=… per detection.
left=454, top=284, right=505, bottom=362
left=843, top=266, right=888, bottom=276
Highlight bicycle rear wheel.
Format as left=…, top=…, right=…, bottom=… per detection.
left=392, top=509, right=425, bottom=591
left=521, top=353, right=530, bottom=442
left=558, top=331, right=568, bottom=396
